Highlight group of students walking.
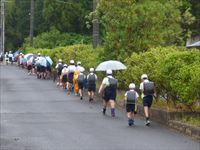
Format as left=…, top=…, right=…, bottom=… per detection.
left=55, top=59, right=98, bottom=102
left=54, top=58, right=156, bottom=127
left=9, top=53, right=155, bottom=127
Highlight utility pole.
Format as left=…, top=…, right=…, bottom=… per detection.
left=92, top=0, right=99, bottom=48
left=29, top=0, right=34, bottom=47
left=1, top=0, right=5, bottom=54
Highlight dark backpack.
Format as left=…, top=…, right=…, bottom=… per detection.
left=57, top=64, right=63, bottom=72
left=88, top=74, right=96, bottom=85
left=77, top=74, right=85, bottom=84
left=126, top=91, right=136, bottom=104
left=108, top=77, right=118, bottom=89
left=143, top=81, right=155, bottom=95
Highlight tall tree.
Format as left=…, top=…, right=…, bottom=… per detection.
left=97, top=0, right=194, bottom=61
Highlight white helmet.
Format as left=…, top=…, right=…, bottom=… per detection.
left=90, top=68, right=94, bottom=72
left=80, top=67, right=84, bottom=73
left=38, top=53, right=41, bottom=56
left=141, top=74, right=148, bottom=80
left=129, top=83, right=136, bottom=89
left=77, top=61, right=81, bottom=65
left=70, top=60, right=74, bottom=64
left=106, top=69, right=112, bottom=75
left=58, top=59, right=62, bottom=62
left=63, top=64, right=67, bottom=67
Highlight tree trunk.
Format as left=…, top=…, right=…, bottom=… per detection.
left=92, top=0, right=99, bottom=48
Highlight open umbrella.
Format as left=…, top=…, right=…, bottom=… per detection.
left=186, top=41, right=200, bottom=48
left=45, top=56, right=53, bottom=66
left=38, top=57, right=47, bottom=67
left=96, top=60, right=127, bottom=71
left=13, top=50, right=19, bottom=58
left=24, top=53, right=33, bottom=61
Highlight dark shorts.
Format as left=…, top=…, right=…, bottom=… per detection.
left=78, top=82, right=84, bottom=90
left=68, top=73, right=74, bottom=84
left=9, top=57, right=12, bottom=62
left=41, top=66, right=46, bottom=72
left=88, top=84, right=96, bottom=92
left=57, top=70, right=62, bottom=76
left=126, top=104, right=136, bottom=113
left=46, top=66, right=51, bottom=72
left=27, top=65, right=32, bottom=70
left=37, top=65, right=41, bottom=72
left=143, top=95, right=153, bottom=107
left=62, top=75, right=68, bottom=83
left=103, top=88, right=117, bottom=102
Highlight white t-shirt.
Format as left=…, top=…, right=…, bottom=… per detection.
left=125, top=89, right=139, bottom=98
left=55, top=63, right=63, bottom=69
left=8, top=53, right=13, bottom=58
left=68, top=65, right=76, bottom=73
left=102, top=75, right=114, bottom=87
left=76, top=66, right=85, bottom=72
left=62, top=67, right=68, bottom=75
left=139, top=79, right=150, bottom=98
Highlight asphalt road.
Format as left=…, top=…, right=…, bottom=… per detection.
left=0, top=65, right=199, bottom=150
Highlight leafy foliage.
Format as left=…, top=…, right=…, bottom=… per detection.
left=96, top=0, right=194, bottom=61
left=5, top=0, right=93, bottom=50
left=23, top=28, right=92, bottom=49
left=118, top=47, right=200, bottom=108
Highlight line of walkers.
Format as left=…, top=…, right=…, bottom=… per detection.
left=17, top=54, right=156, bottom=127
left=55, top=58, right=156, bottom=126
left=55, top=59, right=98, bottom=102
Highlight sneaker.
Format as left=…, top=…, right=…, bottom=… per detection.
left=102, top=108, right=106, bottom=115
left=89, top=98, right=93, bottom=102
left=145, top=120, right=150, bottom=126
left=111, top=109, right=115, bottom=117
left=128, top=119, right=134, bottom=126
left=80, top=97, right=83, bottom=100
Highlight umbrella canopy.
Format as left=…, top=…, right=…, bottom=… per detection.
left=13, top=50, right=19, bottom=58
left=38, top=57, right=47, bottom=67
left=24, top=53, right=33, bottom=61
left=186, top=41, right=200, bottom=48
left=45, top=56, right=53, bottom=65
left=96, top=60, right=127, bottom=71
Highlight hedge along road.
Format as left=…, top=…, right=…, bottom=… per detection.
left=0, top=65, right=199, bottom=150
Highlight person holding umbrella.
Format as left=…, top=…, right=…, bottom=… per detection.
left=98, top=69, right=118, bottom=117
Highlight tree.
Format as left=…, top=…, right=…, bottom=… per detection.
left=97, top=0, right=194, bottom=61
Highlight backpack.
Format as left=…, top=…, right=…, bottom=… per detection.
left=57, top=64, right=63, bottom=72
left=108, top=77, right=118, bottom=89
left=88, top=74, right=96, bottom=85
left=126, top=91, right=136, bottom=104
left=77, top=74, right=85, bottom=84
left=143, top=81, right=155, bottom=95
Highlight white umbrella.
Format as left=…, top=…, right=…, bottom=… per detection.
left=45, top=56, right=53, bottom=65
left=96, top=60, right=127, bottom=71
left=24, top=53, right=33, bottom=60
left=186, top=41, right=200, bottom=48
left=38, top=57, right=47, bottom=67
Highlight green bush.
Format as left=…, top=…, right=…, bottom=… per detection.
left=23, top=28, right=92, bottom=49
left=118, top=46, right=200, bottom=108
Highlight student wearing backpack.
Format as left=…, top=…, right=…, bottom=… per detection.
left=61, top=64, right=68, bottom=89
left=77, top=68, right=85, bottom=100
left=67, top=60, right=76, bottom=93
left=98, top=69, right=118, bottom=117
left=139, top=74, right=155, bottom=126
left=87, top=68, right=97, bottom=102
left=55, top=59, right=63, bottom=86
left=124, top=83, right=139, bottom=126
